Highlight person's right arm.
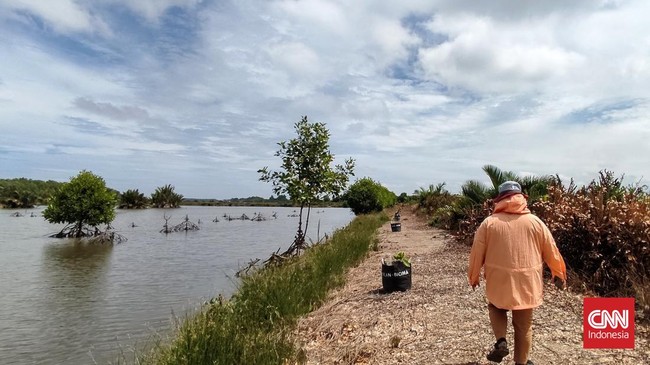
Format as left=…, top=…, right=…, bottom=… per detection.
left=468, top=221, right=487, bottom=288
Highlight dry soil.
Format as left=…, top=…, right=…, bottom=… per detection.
left=294, top=206, right=649, bottom=365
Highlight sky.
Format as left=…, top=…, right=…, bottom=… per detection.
left=1, top=0, right=649, bottom=199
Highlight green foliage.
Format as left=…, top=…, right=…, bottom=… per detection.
left=414, top=182, right=482, bottom=231
left=482, top=164, right=519, bottom=193
left=392, top=251, right=411, bottom=267
left=42, top=171, right=117, bottom=236
left=150, top=184, right=183, bottom=208
left=270, top=194, right=289, bottom=201
left=0, top=178, right=62, bottom=208
left=397, top=192, right=410, bottom=203
left=138, top=213, right=388, bottom=365
left=435, top=165, right=553, bottom=241
left=427, top=202, right=465, bottom=230
left=258, top=116, right=355, bottom=245
left=258, top=116, right=355, bottom=205
left=119, top=189, right=149, bottom=209
left=460, top=164, right=552, bottom=206
left=460, top=179, right=492, bottom=206
left=0, top=188, right=37, bottom=209
left=344, top=177, right=397, bottom=215
left=415, top=183, right=454, bottom=216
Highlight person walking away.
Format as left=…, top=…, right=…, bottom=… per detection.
left=468, top=181, right=566, bottom=365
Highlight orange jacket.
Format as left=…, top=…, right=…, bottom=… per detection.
left=468, top=194, right=566, bottom=310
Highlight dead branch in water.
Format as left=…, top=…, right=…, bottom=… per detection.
left=160, top=214, right=172, bottom=234
left=235, top=258, right=261, bottom=277
left=172, top=215, right=200, bottom=232
left=160, top=214, right=200, bottom=233
left=50, top=224, right=127, bottom=244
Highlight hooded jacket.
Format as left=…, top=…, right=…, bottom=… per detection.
left=468, top=194, right=566, bottom=310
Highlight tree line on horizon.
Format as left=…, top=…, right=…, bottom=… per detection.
left=0, top=179, right=344, bottom=210
left=0, top=178, right=303, bottom=210
left=0, top=178, right=62, bottom=208
left=0, top=178, right=184, bottom=210
left=4, top=117, right=647, bottom=320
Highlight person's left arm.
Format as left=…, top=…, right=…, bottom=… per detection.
left=540, top=222, right=567, bottom=285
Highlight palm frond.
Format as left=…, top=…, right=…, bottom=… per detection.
left=461, top=180, right=491, bottom=205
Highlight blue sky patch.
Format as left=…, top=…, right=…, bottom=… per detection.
left=560, top=99, right=643, bottom=125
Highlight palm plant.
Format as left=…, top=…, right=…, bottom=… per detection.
left=119, top=189, right=149, bottom=209
left=150, top=184, right=184, bottom=208
left=416, top=183, right=454, bottom=215
left=445, top=165, right=554, bottom=244
left=520, top=174, right=554, bottom=202
left=460, top=180, right=492, bottom=206
left=461, top=164, right=551, bottom=206
left=482, top=165, right=519, bottom=193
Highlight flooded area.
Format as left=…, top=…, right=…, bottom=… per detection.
left=0, top=206, right=353, bottom=364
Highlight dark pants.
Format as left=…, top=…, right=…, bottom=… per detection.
left=488, top=303, right=533, bottom=364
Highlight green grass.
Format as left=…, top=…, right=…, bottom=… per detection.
left=136, top=212, right=388, bottom=365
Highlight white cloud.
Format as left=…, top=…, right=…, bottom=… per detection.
left=276, top=0, right=349, bottom=35
left=262, top=41, right=327, bottom=97
left=419, top=14, right=584, bottom=94
left=370, top=17, right=420, bottom=66
left=0, top=42, right=128, bottom=129
left=269, top=1, right=421, bottom=73
left=267, top=42, right=321, bottom=76
left=2, top=0, right=650, bottom=198
left=0, top=0, right=109, bottom=34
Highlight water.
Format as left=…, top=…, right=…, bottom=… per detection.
left=0, top=206, right=354, bottom=365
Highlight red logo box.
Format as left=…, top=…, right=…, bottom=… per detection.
left=583, top=297, right=635, bottom=349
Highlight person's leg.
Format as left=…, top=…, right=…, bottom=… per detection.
left=512, top=308, right=533, bottom=364
left=487, top=303, right=509, bottom=362
left=488, top=303, right=508, bottom=340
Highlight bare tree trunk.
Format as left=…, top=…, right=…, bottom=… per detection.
left=304, top=202, right=312, bottom=243
left=295, top=203, right=305, bottom=247
left=76, top=221, right=83, bottom=237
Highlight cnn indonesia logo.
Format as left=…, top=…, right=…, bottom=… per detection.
left=583, top=297, right=635, bottom=349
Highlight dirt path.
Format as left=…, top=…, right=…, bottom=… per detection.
left=295, top=207, right=649, bottom=364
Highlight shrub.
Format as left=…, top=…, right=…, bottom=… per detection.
left=426, top=166, right=551, bottom=236
left=415, top=183, right=453, bottom=215
left=150, top=184, right=183, bottom=208
left=43, top=170, right=117, bottom=238
left=428, top=199, right=470, bottom=231
left=532, top=171, right=650, bottom=317
left=397, top=192, right=411, bottom=203
left=344, top=177, right=396, bottom=215
left=119, top=189, right=149, bottom=209
left=453, top=200, right=493, bottom=245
